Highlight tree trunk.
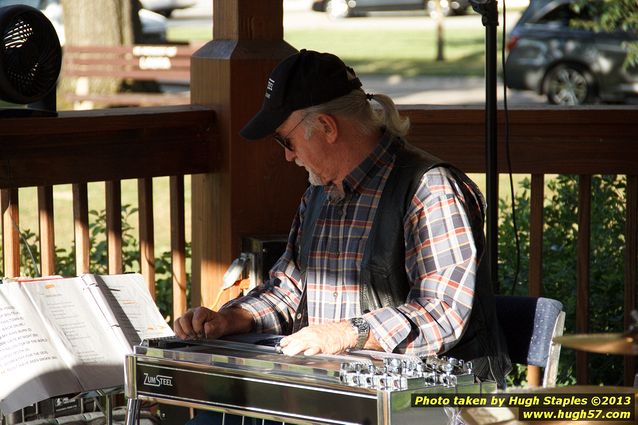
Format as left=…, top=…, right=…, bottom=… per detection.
left=61, top=0, right=134, bottom=46
left=59, top=0, right=137, bottom=108
left=433, top=0, right=445, bottom=62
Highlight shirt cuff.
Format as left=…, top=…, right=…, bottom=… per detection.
left=222, top=296, right=281, bottom=334
left=363, top=307, right=412, bottom=353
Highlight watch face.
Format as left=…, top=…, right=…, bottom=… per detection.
left=352, top=317, right=369, bottom=331
left=350, top=317, right=370, bottom=349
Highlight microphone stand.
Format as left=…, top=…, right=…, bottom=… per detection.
left=470, top=0, right=500, bottom=293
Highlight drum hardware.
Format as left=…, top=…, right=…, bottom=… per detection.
left=553, top=310, right=638, bottom=356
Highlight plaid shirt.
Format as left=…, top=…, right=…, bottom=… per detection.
left=226, top=132, right=479, bottom=355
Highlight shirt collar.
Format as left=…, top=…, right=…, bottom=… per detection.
left=338, top=129, right=399, bottom=196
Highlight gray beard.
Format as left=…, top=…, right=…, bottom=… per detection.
left=307, top=171, right=322, bottom=186
left=296, top=159, right=323, bottom=186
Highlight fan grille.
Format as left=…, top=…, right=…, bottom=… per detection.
left=1, top=7, right=61, bottom=103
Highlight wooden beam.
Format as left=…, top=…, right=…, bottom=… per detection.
left=190, top=0, right=306, bottom=307
left=404, top=107, right=638, bottom=174
left=1, top=106, right=634, bottom=189
left=0, top=105, right=215, bottom=188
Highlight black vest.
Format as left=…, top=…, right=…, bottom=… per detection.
left=295, top=140, right=511, bottom=388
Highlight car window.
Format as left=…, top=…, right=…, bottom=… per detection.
left=537, top=4, right=570, bottom=25
left=536, top=3, right=593, bottom=28
left=0, top=0, right=42, bottom=7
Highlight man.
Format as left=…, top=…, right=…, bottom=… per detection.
left=174, top=49, right=510, bottom=388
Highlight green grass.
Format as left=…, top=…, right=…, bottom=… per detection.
left=168, top=27, right=488, bottom=77
left=286, top=28, right=486, bottom=76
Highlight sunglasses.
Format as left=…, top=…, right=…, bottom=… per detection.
left=273, top=114, right=309, bottom=151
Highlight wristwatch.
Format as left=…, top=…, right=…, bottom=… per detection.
left=349, top=317, right=370, bottom=350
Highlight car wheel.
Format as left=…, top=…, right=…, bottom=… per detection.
left=326, top=0, right=352, bottom=19
left=544, top=64, right=595, bottom=105
left=427, top=0, right=451, bottom=17
left=450, top=1, right=469, bottom=16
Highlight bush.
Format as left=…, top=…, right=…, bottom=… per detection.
left=500, top=175, right=627, bottom=386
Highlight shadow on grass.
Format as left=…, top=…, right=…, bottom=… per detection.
left=345, top=50, right=487, bottom=77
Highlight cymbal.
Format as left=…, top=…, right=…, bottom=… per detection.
left=554, top=333, right=638, bottom=355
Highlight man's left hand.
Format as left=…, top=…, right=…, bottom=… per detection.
left=278, top=321, right=357, bottom=356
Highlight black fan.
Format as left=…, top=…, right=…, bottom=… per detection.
left=0, top=4, right=62, bottom=116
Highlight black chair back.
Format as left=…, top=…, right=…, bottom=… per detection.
left=494, top=295, right=563, bottom=367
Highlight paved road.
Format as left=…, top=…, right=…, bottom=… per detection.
left=170, top=0, right=545, bottom=106
left=359, top=74, right=545, bottom=106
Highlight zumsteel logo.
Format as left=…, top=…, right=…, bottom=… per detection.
left=143, top=373, right=174, bottom=388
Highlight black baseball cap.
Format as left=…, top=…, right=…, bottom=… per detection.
left=240, top=49, right=362, bottom=140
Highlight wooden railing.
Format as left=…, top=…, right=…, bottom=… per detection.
left=0, top=104, right=636, bottom=386
left=0, top=105, right=215, bottom=322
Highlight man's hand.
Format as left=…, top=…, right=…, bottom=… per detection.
left=173, top=307, right=253, bottom=340
left=278, top=321, right=358, bottom=356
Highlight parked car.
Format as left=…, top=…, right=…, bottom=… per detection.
left=0, top=0, right=168, bottom=45
left=139, top=0, right=196, bottom=17
left=311, top=0, right=470, bottom=19
left=504, top=0, right=638, bottom=105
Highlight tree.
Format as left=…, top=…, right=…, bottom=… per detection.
left=61, top=0, right=135, bottom=46
left=572, top=0, right=638, bottom=67
left=431, top=0, right=446, bottom=62
left=59, top=0, right=142, bottom=107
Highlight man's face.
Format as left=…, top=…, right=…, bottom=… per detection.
left=275, top=112, right=328, bottom=185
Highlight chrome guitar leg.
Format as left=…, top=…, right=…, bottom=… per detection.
left=125, top=398, right=140, bottom=425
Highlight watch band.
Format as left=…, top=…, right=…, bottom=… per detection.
left=349, top=317, right=370, bottom=350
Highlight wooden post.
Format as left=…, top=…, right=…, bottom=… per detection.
left=624, top=175, right=637, bottom=386
left=576, top=175, right=591, bottom=384
left=1, top=189, right=20, bottom=278
left=190, top=0, right=307, bottom=308
left=527, top=173, right=545, bottom=387
left=138, top=178, right=156, bottom=296
left=73, top=183, right=90, bottom=275
left=106, top=180, right=123, bottom=274
left=38, top=186, right=56, bottom=276
left=171, top=175, right=187, bottom=320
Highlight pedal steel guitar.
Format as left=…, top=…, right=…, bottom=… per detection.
left=124, top=335, right=496, bottom=425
